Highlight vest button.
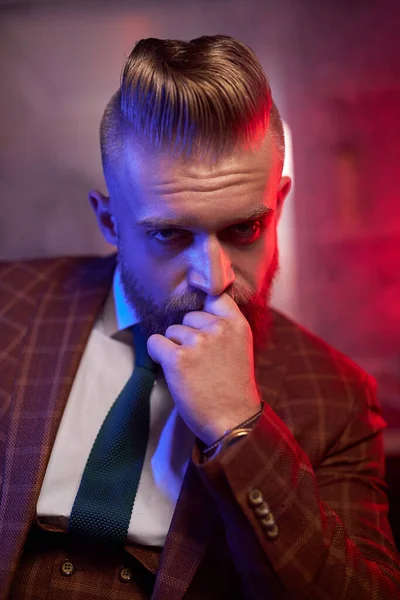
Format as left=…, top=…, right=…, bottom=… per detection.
left=60, top=560, right=75, bottom=576
left=119, top=566, right=133, bottom=582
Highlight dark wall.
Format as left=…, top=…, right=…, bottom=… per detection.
left=1, top=0, right=399, bottom=441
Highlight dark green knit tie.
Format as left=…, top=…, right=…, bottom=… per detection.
left=68, top=323, right=158, bottom=545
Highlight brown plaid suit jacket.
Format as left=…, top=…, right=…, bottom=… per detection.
left=0, top=255, right=399, bottom=600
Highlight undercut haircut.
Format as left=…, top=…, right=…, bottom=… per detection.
left=100, top=35, right=285, bottom=176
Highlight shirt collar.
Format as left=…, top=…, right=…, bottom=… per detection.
left=113, top=267, right=140, bottom=331
left=99, top=266, right=139, bottom=339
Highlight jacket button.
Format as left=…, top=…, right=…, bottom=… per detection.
left=254, top=501, right=270, bottom=517
left=60, top=560, right=75, bottom=576
left=265, top=523, right=279, bottom=540
left=260, top=512, right=275, bottom=529
left=119, top=566, right=133, bottom=583
left=248, top=489, right=263, bottom=507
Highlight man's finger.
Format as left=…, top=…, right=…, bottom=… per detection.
left=147, top=334, right=177, bottom=365
left=204, top=292, right=242, bottom=319
left=165, top=324, right=197, bottom=345
left=182, top=311, right=218, bottom=329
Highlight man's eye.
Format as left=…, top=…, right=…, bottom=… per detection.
left=233, top=222, right=257, bottom=234
left=150, top=229, right=185, bottom=244
left=225, top=220, right=263, bottom=244
left=149, top=220, right=264, bottom=246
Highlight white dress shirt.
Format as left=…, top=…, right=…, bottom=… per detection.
left=37, top=268, right=195, bottom=546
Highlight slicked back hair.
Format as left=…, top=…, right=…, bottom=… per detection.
left=100, top=35, right=285, bottom=177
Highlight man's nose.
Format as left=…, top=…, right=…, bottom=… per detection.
left=188, top=236, right=235, bottom=296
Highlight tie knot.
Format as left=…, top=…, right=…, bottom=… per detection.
left=132, top=324, right=158, bottom=373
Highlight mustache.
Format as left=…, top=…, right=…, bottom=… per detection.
left=164, top=284, right=255, bottom=314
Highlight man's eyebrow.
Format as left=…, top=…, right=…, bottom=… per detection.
left=136, top=206, right=273, bottom=229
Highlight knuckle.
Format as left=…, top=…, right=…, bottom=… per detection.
left=210, top=319, right=225, bottom=337
left=172, top=345, right=186, bottom=368
left=194, top=331, right=206, bottom=347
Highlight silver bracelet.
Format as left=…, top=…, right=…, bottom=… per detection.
left=202, top=406, right=263, bottom=460
left=203, top=427, right=253, bottom=461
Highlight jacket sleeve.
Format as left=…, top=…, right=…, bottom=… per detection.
left=192, top=374, right=400, bottom=600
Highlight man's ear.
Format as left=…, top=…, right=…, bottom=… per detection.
left=276, top=176, right=292, bottom=222
left=88, top=189, right=118, bottom=247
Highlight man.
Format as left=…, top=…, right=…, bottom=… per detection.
left=0, top=35, right=399, bottom=600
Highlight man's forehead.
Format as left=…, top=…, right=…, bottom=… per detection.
left=121, top=131, right=278, bottom=190
left=108, top=133, right=280, bottom=230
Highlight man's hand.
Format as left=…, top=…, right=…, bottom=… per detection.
left=147, top=292, right=262, bottom=446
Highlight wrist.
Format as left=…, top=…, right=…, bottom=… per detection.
left=201, top=406, right=263, bottom=461
left=202, top=400, right=263, bottom=446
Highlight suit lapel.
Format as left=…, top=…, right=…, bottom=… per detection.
left=0, top=255, right=115, bottom=598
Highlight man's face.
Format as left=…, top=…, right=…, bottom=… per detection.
left=99, top=135, right=290, bottom=352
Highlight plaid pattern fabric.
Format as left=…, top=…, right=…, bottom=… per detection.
left=0, top=256, right=115, bottom=597
left=194, top=326, right=400, bottom=599
left=8, top=524, right=157, bottom=600
left=0, top=255, right=399, bottom=600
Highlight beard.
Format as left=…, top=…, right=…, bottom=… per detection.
left=118, top=248, right=279, bottom=354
